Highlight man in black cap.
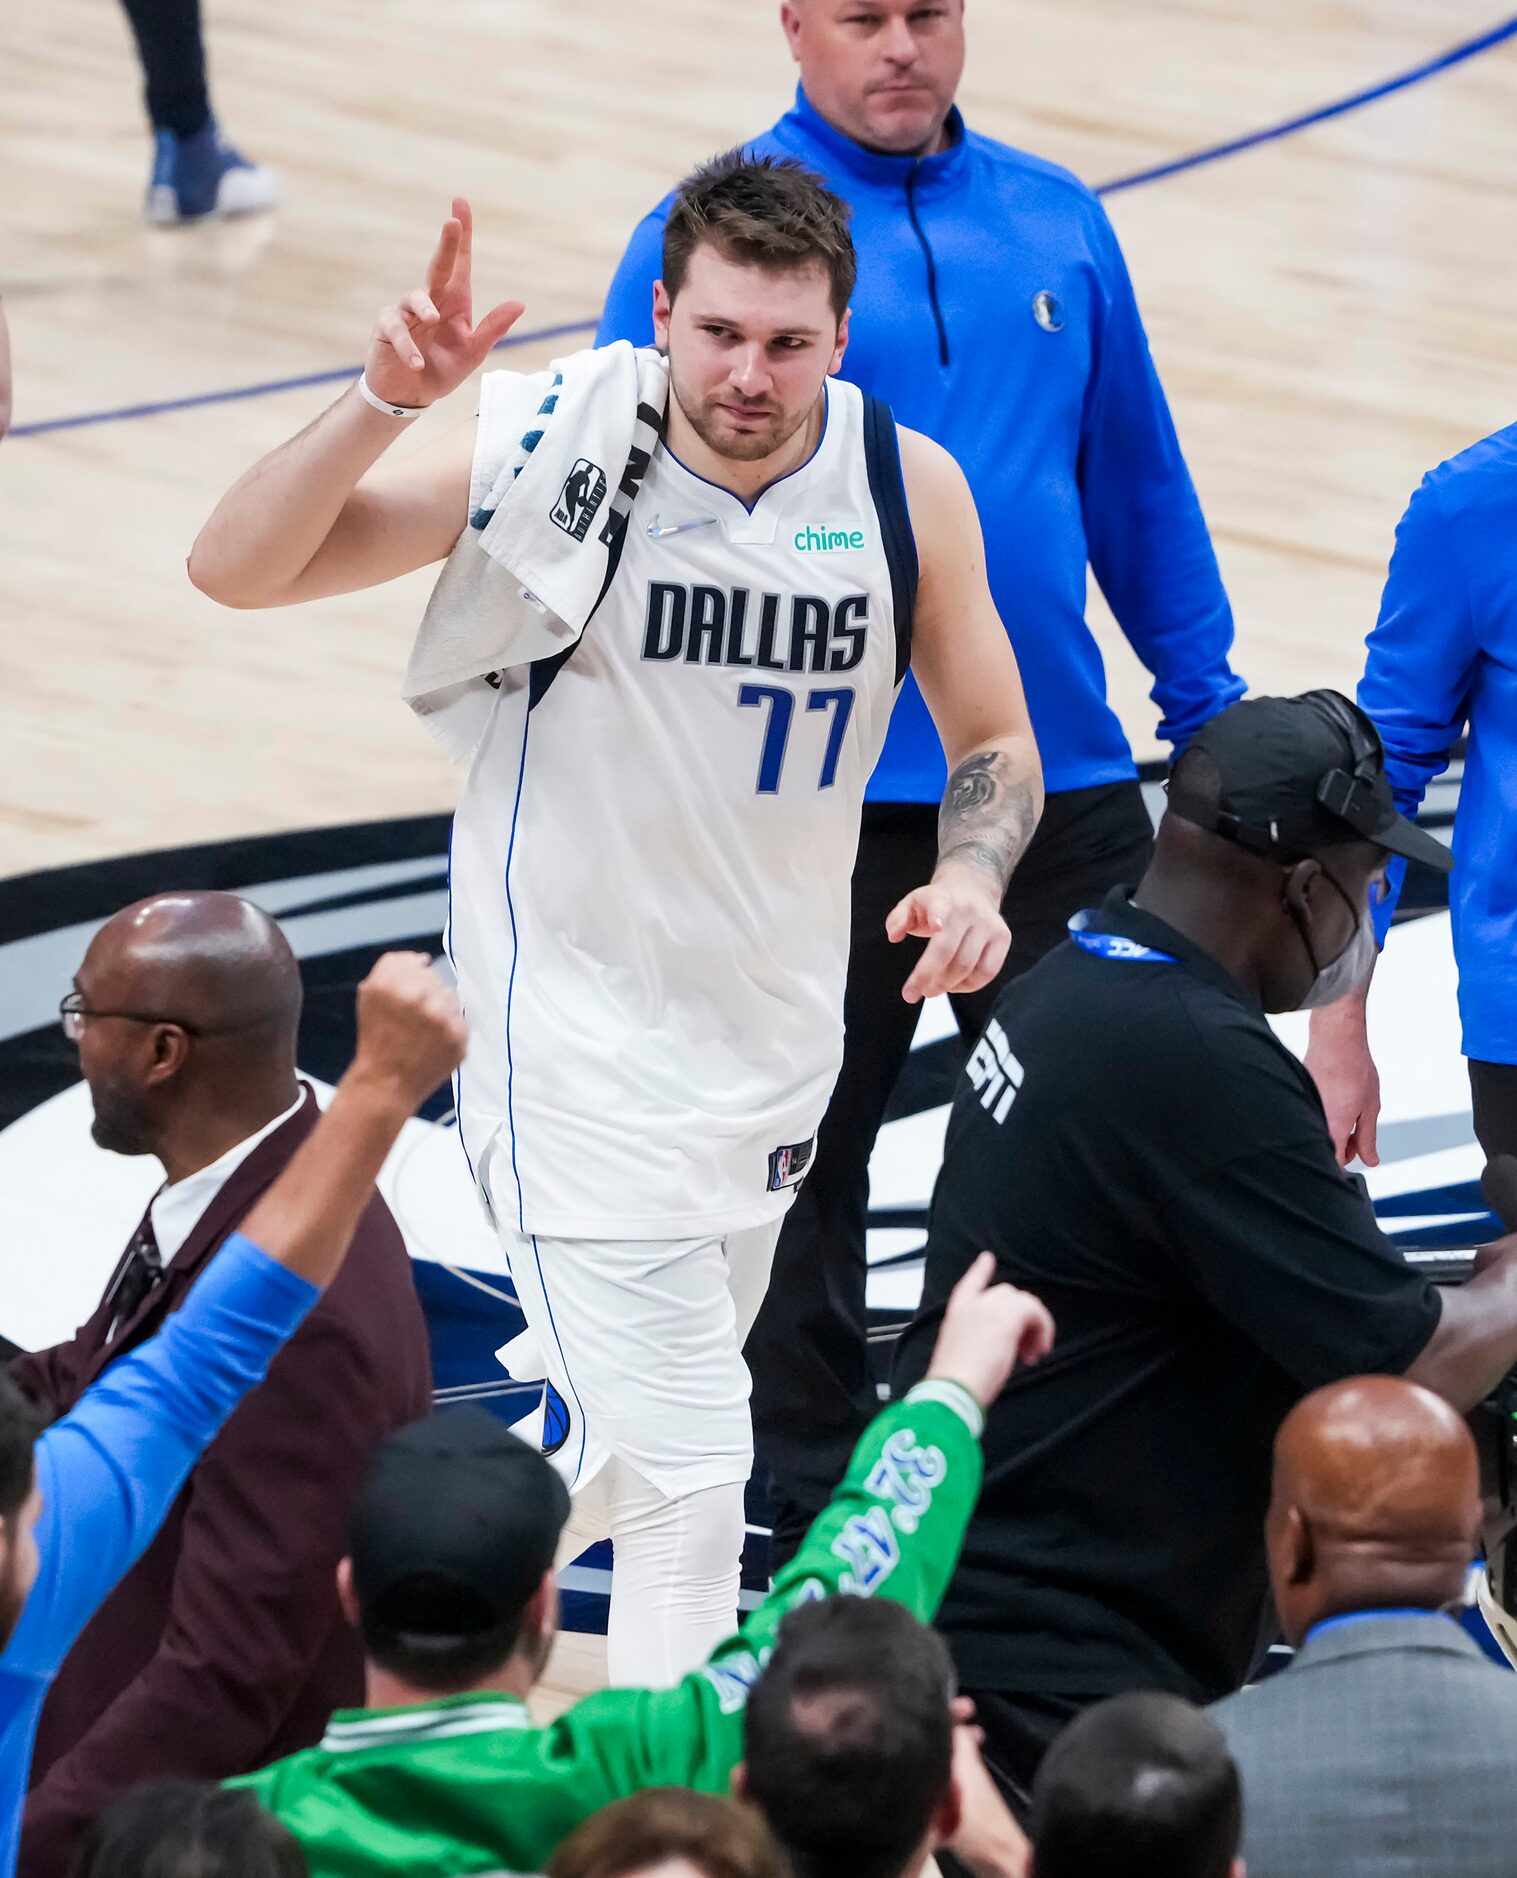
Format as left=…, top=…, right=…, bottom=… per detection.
left=231, top=1252, right=1057, bottom=1876
left=894, top=689, right=1517, bottom=1818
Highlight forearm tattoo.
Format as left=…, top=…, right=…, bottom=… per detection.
left=938, top=750, right=1038, bottom=891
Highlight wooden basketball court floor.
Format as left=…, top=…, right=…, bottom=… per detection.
left=2, top=1, right=1516, bottom=875
left=2, top=0, right=1514, bottom=1708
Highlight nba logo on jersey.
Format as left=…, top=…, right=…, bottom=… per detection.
left=551, top=459, right=609, bottom=541
left=767, top=1136, right=816, bottom=1192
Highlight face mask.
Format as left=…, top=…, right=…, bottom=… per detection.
left=1288, top=869, right=1378, bottom=1011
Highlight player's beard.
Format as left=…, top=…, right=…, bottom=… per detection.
left=671, top=374, right=817, bottom=465
left=88, top=1071, right=157, bottom=1157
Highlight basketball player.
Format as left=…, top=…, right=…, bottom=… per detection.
left=600, top=0, right=1243, bottom=1568
left=189, top=154, right=1042, bottom=1683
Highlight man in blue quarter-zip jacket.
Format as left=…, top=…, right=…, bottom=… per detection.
left=1307, top=428, right=1517, bottom=1172
left=599, top=0, right=1243, bottom=1557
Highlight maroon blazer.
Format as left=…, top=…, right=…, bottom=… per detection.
left=10, top=1087, right=433, bottom=1875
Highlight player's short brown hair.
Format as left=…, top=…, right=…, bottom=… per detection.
left=662, top=151, right=856, bottom=320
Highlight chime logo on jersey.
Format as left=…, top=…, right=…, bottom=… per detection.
left=793, top=522, right=866, bottom=553
left=641, top=581, right=870, bottom=673
left=550, top=458, right=608, bottom=541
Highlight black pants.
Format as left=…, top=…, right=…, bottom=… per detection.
left=120, top=0, right=210, bottom=137
left=747, top=781, right=1154, bottom=1561
left=1472, top=1060, right=1517, bottom=1166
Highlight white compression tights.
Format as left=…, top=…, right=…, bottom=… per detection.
left=556, top=1462, right=747, bottom=1687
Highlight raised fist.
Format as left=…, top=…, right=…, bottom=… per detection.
left=353, top=951, right=468, bottom=1107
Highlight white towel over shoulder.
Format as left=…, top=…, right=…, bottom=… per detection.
left=403, top=339, right=668, bottom=760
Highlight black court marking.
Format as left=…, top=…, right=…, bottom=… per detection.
left=0, top=755, right=1483, bottom=1618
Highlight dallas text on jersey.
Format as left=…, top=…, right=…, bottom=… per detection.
left=641, top=582, right=871, bottom=674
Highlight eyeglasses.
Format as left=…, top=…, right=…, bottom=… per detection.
left=59, top=992, right=208, bottom=1042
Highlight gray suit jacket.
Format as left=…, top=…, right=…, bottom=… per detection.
left=1211, top=1614, right=1517, bottom=1877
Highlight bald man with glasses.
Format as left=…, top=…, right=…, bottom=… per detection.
left=10, top=892, right=431, bottom=1878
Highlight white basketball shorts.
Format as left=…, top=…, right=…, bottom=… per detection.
left=480, top=1141, right=789, bottom=1500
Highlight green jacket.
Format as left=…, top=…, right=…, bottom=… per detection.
left=230, top=1380, right=983, bottom=1876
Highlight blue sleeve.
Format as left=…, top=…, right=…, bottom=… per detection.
left=596, top=206, right=671, bottom=347
left=1077, top=203, right=1243, bottom=752
left=2, top=1236, right=316, bottom=1680
left=1359, top=470, right=1481, bottom=941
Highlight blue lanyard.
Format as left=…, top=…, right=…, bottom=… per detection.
left=1067, top=911, right=1179, bottom=965
left=1306, top=1608, right=1457, bottom=1644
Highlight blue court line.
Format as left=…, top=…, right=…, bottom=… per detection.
left=6, top=316, right=599, bottom=438
left=10, top=13, right=1516, bottom=439
left=1098, top=13, right=1517, bottom=194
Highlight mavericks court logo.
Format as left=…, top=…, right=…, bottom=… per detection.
left=0, top=756, right=1485, bottom=1390
left=0, top=766, right=1484, bottom=1623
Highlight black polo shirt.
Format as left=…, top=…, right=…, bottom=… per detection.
left=892, top=889, right=1441, bottom=1704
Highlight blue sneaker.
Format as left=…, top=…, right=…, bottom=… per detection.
left=145, top=120, right=277, bottom=225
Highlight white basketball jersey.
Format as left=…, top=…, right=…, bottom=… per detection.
left=447, top=377, right=917, bottom=1237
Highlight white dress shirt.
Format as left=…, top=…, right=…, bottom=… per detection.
left=149, top=1090, right=306, bottom=1262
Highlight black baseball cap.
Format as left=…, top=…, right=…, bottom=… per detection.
left=1168, top=689, right=1452, bottom=873
left=349, top=1408, right=571, bottom=1636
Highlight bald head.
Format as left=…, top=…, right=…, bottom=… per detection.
left=84, top=893, right=302, bottom=1036
left=1266, top=1376, right=1480, bottom=1646
left=72, top=894, right=303, bottom=1171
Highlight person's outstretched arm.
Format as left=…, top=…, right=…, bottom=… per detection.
left=460, top=1258, right=1052, bottom=1872
left=3, top=956, right=465, bottom=1689
left=238, top=1259, right=1053, bottom=1869
left=1405, top=1236, right=1517, bottom=1412
left=893, top=428, right=1044, bottom=1006
left=16, top=1303, right=418, bottom=1876
left=188, top=199, right=520, bottom=608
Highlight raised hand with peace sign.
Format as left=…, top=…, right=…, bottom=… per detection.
left=190, top=198, right=525, bottom=607
left=365, top=198, right=525, bottom=410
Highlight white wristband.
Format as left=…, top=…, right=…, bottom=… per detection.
left=356, top=374, right=425, bottom=419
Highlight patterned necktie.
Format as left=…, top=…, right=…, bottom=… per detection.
left=104, top=1217, right=165, bottom=1344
